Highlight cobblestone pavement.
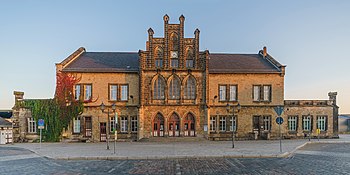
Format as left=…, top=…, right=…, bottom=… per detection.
left=1, top=143, right=350, bottom=175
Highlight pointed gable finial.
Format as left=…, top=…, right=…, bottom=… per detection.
left=179, top=14, right=185, bottom=22
left=148, top=28, right=154, bottom=36
left=163, top=14, right=169, bottom=23
left=194, top=28, right=200, bottom=35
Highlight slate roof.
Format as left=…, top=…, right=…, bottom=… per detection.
left=0, top=110, right=12, bottom=119
left=0, top=117, right=12, bottom=128
left=61, top=50, right=283, bottom=74
left=208, top=53, right=281, bottom=73
left=62, top=52, right=139, bottom=73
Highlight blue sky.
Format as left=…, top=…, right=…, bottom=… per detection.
left=1, top=1, right=349, bottom=113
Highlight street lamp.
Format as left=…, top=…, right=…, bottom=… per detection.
left=226, top=102, right=241, bottom=148
left=100, top=102, right=116, bottom=151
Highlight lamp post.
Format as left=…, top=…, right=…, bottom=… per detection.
left=226, top=102, right=241, bottom=148
left=100, top=102, right=116, bottom=151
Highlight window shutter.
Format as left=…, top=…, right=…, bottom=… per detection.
left=325, top=116, right=328, bottom=131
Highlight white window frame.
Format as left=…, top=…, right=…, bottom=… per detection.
left=253, top=85, right=260, bottom=101
left=219, top=85, right=226, bottom=101
left=263, top=116, right=271, bottom=131
left=303, top=116, right=311, bottom=131
left=288, top=116, right=297, bottom=131
left=219, top=116, right=226, bottom=131
left=75, top=84, right=81, bottom=101
left=210, top=116, right=216, bottom=132
left=120, top=116, right=128, bottom=133
left=84, top=84, right=92, bottom=101
left=27, top=118, right=37, bottom=133
left=317, top=116, right=327, bottom=131
left=229, top=116, right=237, bottom=132
left=131, top=116, right=137, bottom=132
left=73, top=117, right=81, bottom=134
left=229, top=85, right=237, bottom=101
left=109, top=85, right=118, bottom=101
left=263, top=85, right=271, bottom=101
left=120, top=85, right=128, bottom=101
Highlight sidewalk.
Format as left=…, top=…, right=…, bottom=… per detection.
left=3, top=135, right=350, bottom=160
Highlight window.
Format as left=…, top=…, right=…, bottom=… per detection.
left=219, top=85, right=226, bottom=101
left=85, top=117, right=92, bottom=137
left=169, top=77, right=180, bottom=99
left=131, top=116, right=137, bottom=132
left=288, top=116, right=297, bottom=131
left=317, top=116, right=327, bottom=131
left=171, top=59, right=178, bottom=68
left=155, top=47, right=163, bottom=68
left=229, top=116, right=237, bottom=132
left=110, top=117, right=115, bottom=133
left=184, top=77, right=196, bottom=100
left=120, top=85, right=128, bottom=101
left=186, top=48, right=194, bottom=68
left=73, top=117, right=80, bottom=134
left=210, top=116, right=216, bottom=132
left=229, top=85, right=237, bottom=101
left=263, top=85, right=271, bottom=101
left=120, top=116, right=128, bottom=133
left=75, top=85, right=81, bottom=101
left=84, top=84, right=92, bottom=101
left=155, top=59, right=163, bottom=68
left=262, top=116, right=271, bottom=131
left=153, top=77, right=165, bottom=100
left=186, top=59, right=194, bottom=68
left=27, top=118, right=36, bottom=133
left=219, top=116, right=226, bottom=131
left=253, top=85, right=271, bottom=102
left=109, top=85, right=118, bottom=101
left=302, top=115, right=312, bottom=131
left=253, top=85, right=260, bottom=101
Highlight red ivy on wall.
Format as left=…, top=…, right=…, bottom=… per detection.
left=55, top=72, right=81, bottom=105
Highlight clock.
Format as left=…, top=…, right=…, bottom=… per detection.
left=171, top=51, right=178, bottom=58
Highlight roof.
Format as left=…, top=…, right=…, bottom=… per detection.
left=62, top=52, right=139, bottom=73
left=0, top=117, right=12, bottom=128
left=208, top=53, right=281, bottom=73
left=0, top=110, right=12, bottom=119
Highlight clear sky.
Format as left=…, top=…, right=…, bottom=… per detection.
left=1, top=1, right=349, bottom=113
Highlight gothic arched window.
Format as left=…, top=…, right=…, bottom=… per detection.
left=184, top=76, right=196, bottom=99
left=168, top=76, right=180, bottom=100
left=186, top=48, right=194, bottom=68
left=155, top=47, right=163, bottom=68
left=170, top=33, right=179, bottom=68
left=153, top=76, right=165, bottom=99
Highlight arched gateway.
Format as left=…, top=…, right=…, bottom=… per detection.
left=168, top=113, right=180, bottom=137
left=153, top=113, right=164, bottom=137
left=184, top=113, right=195, bottom=136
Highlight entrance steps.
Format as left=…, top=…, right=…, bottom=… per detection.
left=139, top=136, right=207, bottom=142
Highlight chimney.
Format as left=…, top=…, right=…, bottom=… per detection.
left=14, top=91, right=24, bottom=102
left=263, top=46, right=267, bottom=57
left=328, top=92, right=337, bottom=105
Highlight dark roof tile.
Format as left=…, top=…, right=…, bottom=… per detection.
left=208, top=53, right=281, bottom=73
left=63, top=52, right=139, bottom=73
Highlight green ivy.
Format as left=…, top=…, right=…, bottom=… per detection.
left=24, top=99, right=83, bottom=142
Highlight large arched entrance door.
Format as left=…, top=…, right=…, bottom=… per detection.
left=153, top=113, right=164, bottom=137
left=168, top=113, right=180, bottom=137
left=184, top=113, right=196, bottom=137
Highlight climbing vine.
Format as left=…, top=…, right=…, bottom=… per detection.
left=23, top=72, right=83, bottom=142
